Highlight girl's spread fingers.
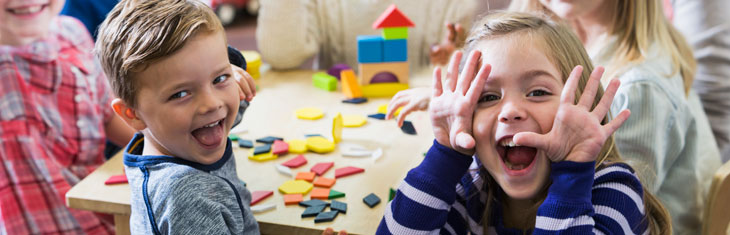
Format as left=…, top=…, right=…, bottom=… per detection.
left=561, top=66, right=583, bottom=104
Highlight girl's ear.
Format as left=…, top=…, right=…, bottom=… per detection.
left=111, top=98, right=147, bottom=131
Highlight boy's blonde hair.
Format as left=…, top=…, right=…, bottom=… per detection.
left=509, top=0, right=696, bottom=95
left=96, top=0, right=225, bottom=107
left=463, top=12, right=672, bottom=235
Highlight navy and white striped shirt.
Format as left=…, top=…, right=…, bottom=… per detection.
left=378, top=140, right=649, bottom=234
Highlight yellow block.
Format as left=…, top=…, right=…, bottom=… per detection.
left=241, top=50, right=262, bottom=79
left=287, top=139, right=308, bottom=154
left=342, top=114, right=367, bottom=127
left=361, top=83, right=409, bottom=98
left=341, top=69, right=362, bottom=98
left=295, top=107, right=324, bottom=120
left=248, top=150, right=278, bottom=162
left=377, top=104, right=402, bottom=116
left=306, top=136, right=335, bottom=154
left=278, top=180, right=313, bottom=195
left=333, top=113, right=343, bottom=143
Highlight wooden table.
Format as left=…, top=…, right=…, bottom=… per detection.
left=66, top=70, right=437, bottom=234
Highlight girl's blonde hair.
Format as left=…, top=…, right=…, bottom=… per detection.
left=509, top=0, right=696, bottom=95
left=463, top=12, right=671, bottom=235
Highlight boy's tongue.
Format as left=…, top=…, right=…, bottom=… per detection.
left=506, top=146, right=536, bottom=166
left=192, top=124, right=223, bottom=146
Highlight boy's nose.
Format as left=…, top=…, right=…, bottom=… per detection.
left=498, top=101, right=526, bottom=123
left=197, top=91, right=224, bottom=114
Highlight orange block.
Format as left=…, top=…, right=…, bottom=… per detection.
left=341, top=69, right=362, bottom=99
left=311, top=188, right=331, bottom=200
left=313, top=177, right=336, bottom=188
left=284, top=194, right=303, bottom=205
left=296, top=172, right=316, bottom=182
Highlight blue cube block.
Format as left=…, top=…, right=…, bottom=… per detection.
left=383, top=39, right=407, bottom=62
left=357, top=35, right=384, bottom=63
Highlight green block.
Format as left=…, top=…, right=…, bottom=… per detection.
left=382, top=27, right=408, bottom=40
left=389, top=188, right=396, bottom=202
left=328, top=189, right=346, bottom=199
left=228, top=134, right=239, bottom=141
left=312, top=72, right=337, bottom=91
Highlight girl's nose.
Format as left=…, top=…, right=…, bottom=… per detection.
left=498, top=101, right=526, bottom=123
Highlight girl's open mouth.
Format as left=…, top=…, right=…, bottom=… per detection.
left=496, top=137, right=538, bottom=176
left=7, top=4, right=48, bottom=17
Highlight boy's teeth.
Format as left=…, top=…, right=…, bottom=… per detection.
left=203, top=121, right=220, bottom=128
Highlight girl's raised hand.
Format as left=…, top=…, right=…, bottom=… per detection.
left=386, top=87, right=431, bottom=127
left=513, top=66, right=630, bottom=163
left=429, top=50, right=491, bottom=156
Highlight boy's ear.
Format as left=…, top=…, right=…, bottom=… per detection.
left=111, top=98, right=147, bottom=131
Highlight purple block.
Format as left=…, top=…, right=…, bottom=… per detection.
left=327, top=63, right=352, bottom=80
left=370, top=72, right=399, bottom=83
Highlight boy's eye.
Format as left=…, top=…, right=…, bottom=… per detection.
left=169, top=91, right=189, bottom=100
left=527, top=90, right=550, bottom=97
left=478, top=94, right=500, bottom=103
left=213, top=74, right=229, bottom=84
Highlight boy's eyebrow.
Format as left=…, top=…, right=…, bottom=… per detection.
left=210, top=63, right=231, bottom=77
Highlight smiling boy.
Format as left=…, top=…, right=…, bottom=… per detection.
left=95, top=0, right=259, bottom=233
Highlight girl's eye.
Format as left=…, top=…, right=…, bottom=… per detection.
left=213, top=74, right=229, bottom=84
left=169, top=91, right=189, bottom=100
left=527, top=90, right=551, bottom=97
left=478, top=94, right=500, bottom=103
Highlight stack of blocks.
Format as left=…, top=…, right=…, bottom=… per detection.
left=356, top=4, right=413, bottom=97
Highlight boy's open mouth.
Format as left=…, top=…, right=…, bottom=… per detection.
left=7, top=4, right=48, bottom=16
left=496, top=136, right=537, bottom=172
left=191, top=118, right=225, bottom=148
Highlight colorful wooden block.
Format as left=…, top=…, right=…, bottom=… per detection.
left=295, top=172, right=316, bottom=182
left=248, top=151, right=277, bottom=162
left=272, top=140, right=289, bottom=155
left=311, top=188, right=331, bottom=200
left=342, top=98, right=368, bottom=104
left=253, top=145, right=271, bottom=155
left=372, top=148, right=384, bottom=161
left=334, top=166, right=365, bottom=178
left=368, top=113, right=386, bottom=120
left=305, top=136, right=335, bottom=153
left=296, top=107, right=324, bottom=120
left=357, top=35, right=384, bottom=63
left=287, top=139, right=307, bottom=154
left=359, top=62, right=408, bottom=85
left=330, top=200, right=347, bottom=214
left=279, top=180, right=313, bottom=195
left=250, top=190, right=273, bottom=205
left=341, top=144, right=372, bottom=158
left=251, top=204, right=276, bottom=213
left=314, top=211, right=339, bottom=223
left=332, top=113, right=343, bottom=144
left=299, top=199, right=330, bottom=208
left=276, top=164, right=293, bottom=177
left=389, top=188, right=396, bottom=202
left=256, top=136, right=283, bottom=144
left=377, top=104, right=402, bottom=116
left=311, top=162, right=334, bottom=176
left=369, top=72, right=399, bottom=83
left=401, top=120, right=417, bottom=135
left=327, top=63, right=351, bottom=80
left=313, top=177, right=336, bottom=188
left=104, top=174, right=128, bottom=185
left=228, top=134, right=239, bottom=141
left=382, top=27, right=408, bottom=40
left=284, top=194, right=303, bottom=205
left=302, top=204, right=327, bottom=217
left=328, top=189, right=345, bottom=199
left=372, top=4, right=415, bottom=29
left=342, top=114, right=367, bottom=127
left=383, top=39, right=407, bottom=62
left=300, top=200, right=328, bottom=209
left=237, top=139, right=253, bottom=148
left=363, top=193, right=381, bottom=208
left=340, top=69, right=362, bottom=99
left=282, top=155, right=307, bottom=168
left=312, top=72, right=337, bottom=91
left=361, top=83, right=409, bottom=98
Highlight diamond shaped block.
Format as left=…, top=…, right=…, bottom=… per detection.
left=278, top=180, right=313, bottom=195
left=272, top=140, right=289, bottom=155
left=250, top=191, right=273, bottom=206
left=284, top=194, right=303, bottom=205
left=401, top=120, right=417, bottom=135
left=389, top=188, right=396, bottom=202
left=299, top=199, right=330, bottom=208
left=334, top=166, right=365, bottom=178
left=295, top=172, right=316, bottom=182
left=282, top=155, right=307, bottom=168
left=257, top=136, right=283, bottom=144
left=313, top=177, right=336, bottom=188
left=251, top=204, right=276, bottom=213
left=238, top=139, right=253, bottom=148
left=328, top=189, right=345, bottom=199
left=104, top=174, right=128, bottom=185
left=302, top=205, right=327, bottom=218
left=314, top=211, right=339, bottom=223
left=311, top=162, right=334, bottom=176
left=287, top=139, right=307, bottom=154
left=253, top=145, right=271, bottom=155
left=311, top=188, right=330, bottom=200
left=363, top=193, right=381, bottom=208
left=368, top=113, right=386, bottom=120
left=342, top=98, right=368, bottom=104
left=330, top=200, right=347, bottom=214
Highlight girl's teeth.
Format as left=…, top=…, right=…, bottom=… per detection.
left=12, top=6, right=42, bottom=14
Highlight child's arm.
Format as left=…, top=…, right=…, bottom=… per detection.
left=378, top=50, right=491, bottom=234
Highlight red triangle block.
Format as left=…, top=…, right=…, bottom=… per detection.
left=281, top=155, right=307, bottom=168
left=250, top=190, right=273, bottom=205
left=311, top=162, right=334, bottom=176
left=272, top=140, right=289, bottom=155
left=335, top=166, right=365, bottom=178
left=104, top=174, right=128, bottom=185
left=372, top=4, right=415, bottom=29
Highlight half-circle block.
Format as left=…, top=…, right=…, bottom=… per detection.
left=359, top=61, right=408, bottom=86
left=370, top=72, right=399, bottom=83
